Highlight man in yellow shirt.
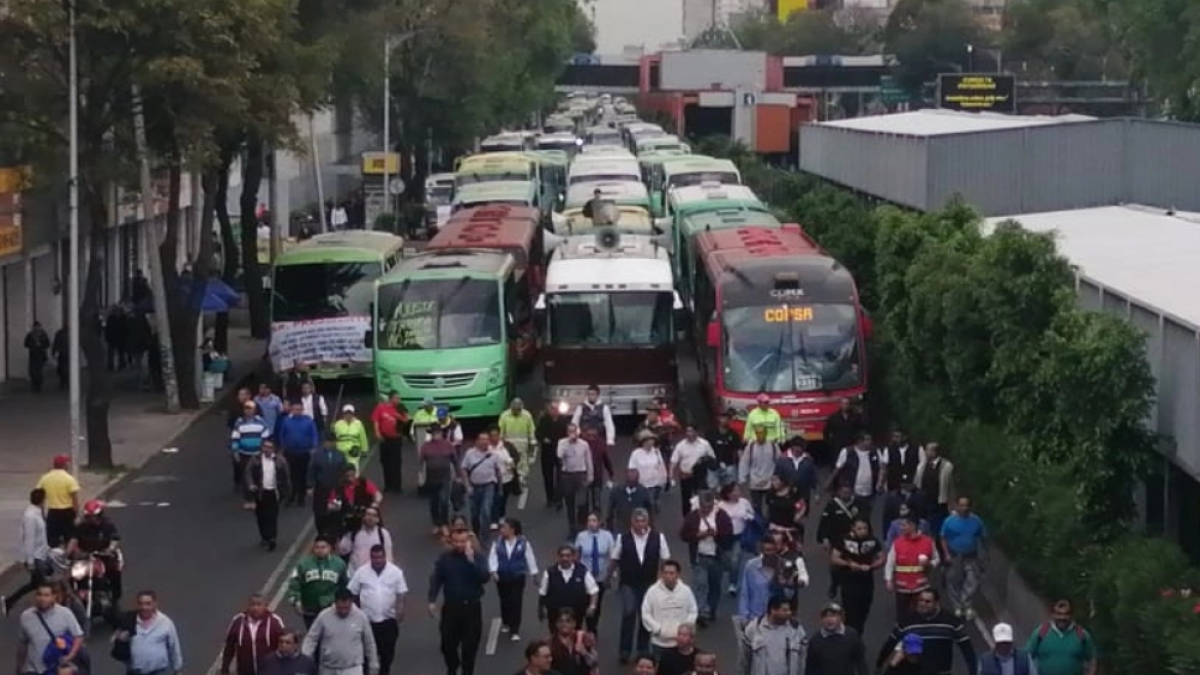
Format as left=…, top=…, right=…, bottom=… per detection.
left=742, top=393, right=784, bottom=443
left=36, top=454, right=80, bottom=546
left=497, top=397, right=536, bottom=488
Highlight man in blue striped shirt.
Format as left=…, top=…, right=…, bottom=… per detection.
left=573, top=512, right=614, bottom=634
left=231, top=401, right=271, bottom=494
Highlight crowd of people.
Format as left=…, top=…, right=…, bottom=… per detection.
left=4, top=375, right=1100, bottom=675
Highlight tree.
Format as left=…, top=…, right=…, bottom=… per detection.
left=1103, top=0, right=1200, bottom=121
left=884, top=0, right=983, bottom=91
left=733, top=8, right=878, bottom=55
left=1001, top=0, right=1128, bottom=80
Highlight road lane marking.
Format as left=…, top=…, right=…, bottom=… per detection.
left=517, top=489, right=529, bottom=510
left=485, top=617, right=502, bottom=655
left=202, top=515, right=316, bottom=675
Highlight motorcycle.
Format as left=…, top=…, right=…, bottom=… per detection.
left=51, top=547, right=122, bottom=628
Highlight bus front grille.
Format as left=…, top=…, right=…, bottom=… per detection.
left=402, top=372, right=479, bottom=390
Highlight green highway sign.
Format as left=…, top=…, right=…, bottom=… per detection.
left=879, top=75, right=908, bottom=104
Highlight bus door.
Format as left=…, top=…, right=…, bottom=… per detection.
left=504, top=270, right=537, bottom=364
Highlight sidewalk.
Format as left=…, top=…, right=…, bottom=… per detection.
left=0, top=327, right=265, bottom=575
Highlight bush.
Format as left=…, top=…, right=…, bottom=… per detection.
left=698, top=140, right=1196, bottom=675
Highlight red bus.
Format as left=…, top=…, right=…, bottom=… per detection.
left=690, top=225, right=871, bottom=440
left=425, top=205, right=544, bottom=363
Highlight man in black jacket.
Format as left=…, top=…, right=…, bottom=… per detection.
left=538, top=545, right=599, bottom=633
left=537, top=401, right=571, bottom=509
left=607, top=468, right=654, bottom=533
left=875, top=589, right=977, bottom=675
left=707, top=411, right=742, bottom=487
left=429, top=528, right=490, bottom=675
left=605, top=508, right=670, bottom=664
left=806, top=602, right=869, bottom=675
left=823, top=398, right=865, bottom=465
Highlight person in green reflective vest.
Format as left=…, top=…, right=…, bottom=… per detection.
left=498, top=397, right=537, bottom=489
left=412, top=398, right=439, bottom=444
left=743, top=394, right=784, bottom=443
left=333, top=404, right=370, bottom=469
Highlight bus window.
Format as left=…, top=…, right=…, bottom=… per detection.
left=548, top=292, right=673, bottom=346
left=721, top=303, right=862, bottom=393
left=375, top=278, right=502, bottom=350
left=272, top=261, right=381, bottom=322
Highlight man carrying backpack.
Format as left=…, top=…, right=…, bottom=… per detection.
left=1026, top=599, right=1097, bottom=675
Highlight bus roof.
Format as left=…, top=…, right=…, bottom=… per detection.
left=566, top=180, right=648, bottom=208
left=679, top=209, right=782, bottom=239
left=383, top=249, right=514, bottom=283
left=453, top=181, right=536, bottom=204
left=579, top=146, right=635, bottom=158
left=429, top=206, right=539, bottom=266
left=546, top=234, right=673, bottom=293
left=670, top=184, right=765, bottom=211
left=662, top=156, right=738, bottom=175
left=275, top=230, right=404, bottom=265
left=696, top=226, right=855, bottom=304
left=457, top=152, right=535, bottom=171
left=555, top=206, right=653, bottom=235
left=528, top=149, right=569, bottom=165
left=569, top=158, right=640, bottom=178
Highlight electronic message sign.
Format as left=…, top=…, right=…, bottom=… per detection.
left=937, top=73, right=1017, bottom=113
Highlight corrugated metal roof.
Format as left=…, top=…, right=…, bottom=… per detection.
left=817, top=110, right=1096, bottom=137
left=984, top=205, right=1200, bottom=330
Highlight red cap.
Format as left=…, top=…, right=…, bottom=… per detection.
left=53, top=454, right=71, bottom=468
left=756, top=393, right=771, bottom=404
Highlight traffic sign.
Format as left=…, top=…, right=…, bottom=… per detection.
left=388, top=179, right=405, bottom=195
left=742, top=93, right=757, bottom=107
left=879, top=75, right=908, bottom=105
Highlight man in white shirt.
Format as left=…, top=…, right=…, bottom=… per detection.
left=538, top=545, right=600, bottom=633
left=330, top=204, right=349, bottom=230
left=246, top=441, right=291, bottom=552
left=347, top=545, right=407, bottom=675
left=669, top=425, right=716, bottom=518
left=830, top=431, right=883, bottom=519
left=2, top=488, right=50, bottom=615
left=557, top=424, right=595, bottom=536
left=640, top=559, right=698, bottom=651
left=572, top=386, right=616, bottom=447
left=606, top=509, right=671, bottom=662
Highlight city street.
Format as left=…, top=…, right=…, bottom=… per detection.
left=1, top=356, right=985, bottom=675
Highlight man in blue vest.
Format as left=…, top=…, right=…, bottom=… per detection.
left=605, top=508, right=671, bottom=664
left=979, top=623, right=1033, bottom=675
left=537, top=544, right=599, bottom=634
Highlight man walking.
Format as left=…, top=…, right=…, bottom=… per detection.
left=680, top=491, right=734, bottom=627
left=743, top=596, right=806, bottom=675
left=287, top=537, right=348, bottom=628
left=607, top=468, right=653, bottom=534
left=608, top=508, right=671, bottom=663
left=258, top=631, right=316, bottom=675
left=538, top=545, right=599, bottom=634
left=805, top=602, right=870, bottom=675
left=462, top=433, right=502, bottom=541
left=419, top=424, right=460, bottom=535
left=302, top=588, right=379, bottom=675
left=308, top=435, right=350, bottom=536
left=348, top=545, right=407, bottom=675
left=830, top=432, right=883, bottom=520
left=232, top=401, right=271, bottom=493
left=429, top=528, right=490, bottom=675
left=876, top=589, right=976, bottom=675
left=220, top=593, right=286, bottom=675
left=915, top=442, right=954, bottom=538
left=940, top=496, right=987, bottom=619
left=978, top=623, right=1034, bottom=675
left=556, top=424, right=594, bottom=535
left=1025, top=599, right=1097, bottom=675
left=15, top=583, right=84, bottom=675
left=498, top=397, right=537, bottom=490
left=122, top=590, right=185, bottom=675
left=24, top=322, right=51, bottom=393
left=371, top=392, right=407, bottom=494
left=671, top=426, right=716, bottom=517
left=246, top=441, right=291, bottom=551
left=641, top=559, right=699, bottom=657
left=37, top=454, right=80, bottom=546
left=536, top=401, right=570, bottom=509
left=2, top=488, right=50, bottom=616
left=278, top=401, right=319, bottom=507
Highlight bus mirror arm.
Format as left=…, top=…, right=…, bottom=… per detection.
left=706, top=321, right=720, bottom=349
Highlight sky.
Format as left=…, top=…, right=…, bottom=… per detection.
left=585, top=0, right=684, bottom=54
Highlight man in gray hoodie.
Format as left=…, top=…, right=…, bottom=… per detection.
left=738, top=426, right=780, bottom=515
left=744, top=595, right=807, bottom=675
left=301, top=588, right=379, bottom=675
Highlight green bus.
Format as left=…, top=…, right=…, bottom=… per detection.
left=652, top=156, right=741, bottom=215
left=634, top=134, right=690, bottom=156
left=452, top=181, right=540, bottom=212
left=656, top=184, right=776, bottom=287
left=269, top=230, right=406, bottom=379
left=370, top=250, right=525, bottom=419
left=672, top=209, right=783, bottom=309
left=527, top=150, right=569, bottom=211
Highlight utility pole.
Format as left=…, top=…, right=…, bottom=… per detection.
left=310, top=115, right=327, bottom=233
left=67, top=0, right=83, bottom=467
left=131, top=85, right=180, bottom=413
left=381, top=36, right=392, bottom=224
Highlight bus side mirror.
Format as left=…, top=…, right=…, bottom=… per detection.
left=654, top=216, right=671, bottom=232
left=363, top=330, right=374, bottom=348
left=862, top=311, right=874, bottom=339
left=706, top=321, right=720, bottom=348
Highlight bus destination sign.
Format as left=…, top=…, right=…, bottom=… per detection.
left=937, top=73, right=1016, bottom=113
left=764, top=306, right=815, bottom=323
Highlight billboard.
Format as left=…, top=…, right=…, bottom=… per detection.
left=776, top=0, right=809, bottom=21
left=937, top=73, right=1017, bottom=113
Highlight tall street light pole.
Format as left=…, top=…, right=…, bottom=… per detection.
left=67, top=0, right=83, bottom=467
left=381, top=37, right=394, bottom=222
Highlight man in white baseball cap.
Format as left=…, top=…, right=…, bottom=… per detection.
left=978, top=622, right=1034, bottom=675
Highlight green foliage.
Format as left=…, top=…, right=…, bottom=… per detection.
left=699, top=138, right=1189, bottom=675
left=883, top=0, right=982, bottom=91
left=1002, top=0, right=1128, bottom=80
left=731, top=8, right=881, bottom=55
left=1103, top=0, right=1200, bottom=120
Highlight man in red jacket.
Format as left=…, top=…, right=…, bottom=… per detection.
left=371, top=391, right=409, bottom=494
left=221, top=592, right=286, bottom=675
left=679, top=491, right=734, bottom=627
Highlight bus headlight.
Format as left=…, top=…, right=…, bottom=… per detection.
left=486, top=363, right=504, bottom=388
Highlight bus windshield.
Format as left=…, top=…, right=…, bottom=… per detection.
left=427, top=185, right=453, bottom=205
left=548, top=292, right=672, bottom=346
left=668, top=172, right=739, bottom=189
left=722, top=303, right=862, bottom=393
left=272, top=261, right=381, bottom=322
left=456, top=171, right=529, bottom=185
left=539, top=141, right=578, bottom=153
left=376, top=278, right=502, bottom=350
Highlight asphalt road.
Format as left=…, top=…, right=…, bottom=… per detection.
left=0, top=354, right=984, bottom=675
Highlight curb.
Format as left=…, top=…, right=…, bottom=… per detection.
left=0, top=363, right=268, bottom=590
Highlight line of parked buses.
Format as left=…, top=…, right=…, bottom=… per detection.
left=268, top=99, right=872, bottom=441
